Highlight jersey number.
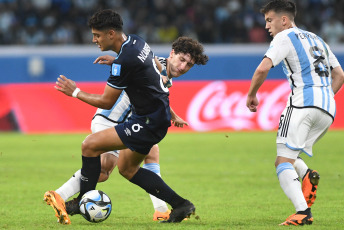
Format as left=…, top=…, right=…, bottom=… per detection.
left=309, top=46, right=329, bottom=77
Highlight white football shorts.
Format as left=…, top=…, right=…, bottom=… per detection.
left=276, top=106, right=333, bottom=159
left=91, top=115, right=120, bottom=157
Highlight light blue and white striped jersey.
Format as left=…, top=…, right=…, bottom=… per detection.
left=92, top=56, right=168, bottom=123
left=265, top=27, right=341, bottom=119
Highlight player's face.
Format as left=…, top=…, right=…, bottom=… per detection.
left=264, top=11, right=284, bottom=37
left=168, top=50, right=195, bottom=78
left=91, top=28, right=113, bottom=51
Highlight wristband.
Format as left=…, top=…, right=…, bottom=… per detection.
left=72, top=88, right=81, bottom=98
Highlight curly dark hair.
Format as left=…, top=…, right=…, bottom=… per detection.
left=172, top=37, right=208, bottom=65
left=260, top=0, right=297, bottom=19
left=88, top=9, right=123, bottom=31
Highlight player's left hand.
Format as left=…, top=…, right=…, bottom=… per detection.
left=171, top=115, right=189, bottom=128
left=94, top=55, right=115, bottom=65
left=161, top=75, right=169, bottom=84
left=55, top=75, right=77, bottom=97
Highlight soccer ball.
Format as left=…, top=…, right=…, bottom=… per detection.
left=79, top=190, right=112, bottom=223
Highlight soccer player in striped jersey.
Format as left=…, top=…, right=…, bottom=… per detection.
left=246, top=0, right=344, bottom=226
left=44, top=34, right=208, bottom=224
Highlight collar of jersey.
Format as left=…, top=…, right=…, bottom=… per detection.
left=117, top=35, right=131, bottom=58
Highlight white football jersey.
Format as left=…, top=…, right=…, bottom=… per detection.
left=265, top=27, right=341, bottom=118
left=92, top=56, right=168, bottom=123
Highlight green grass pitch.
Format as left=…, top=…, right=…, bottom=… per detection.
left=0, top=131, right=343, bottom=229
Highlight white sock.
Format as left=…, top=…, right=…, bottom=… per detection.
left=142, top=163, right=169, bottom=212
left=293, top=157, right=308, bottom=179
left=276, top=162, right=308, bottom=212
left=55, top=169, right=81, bottom=201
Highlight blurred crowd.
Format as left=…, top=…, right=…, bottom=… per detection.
left=0, top=0, right=344, bottom=45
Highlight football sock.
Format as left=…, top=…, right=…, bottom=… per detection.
left=293, top=157, right=308, bottom=179
left=143, top=163, right=169, bottom=212
left=77, top=155, right=101, bottom=200
left=129, top=167, right=185, bottom=209
left=56, top=169, right=81, bottom=201
left=276, top=162, right=308, bottom=212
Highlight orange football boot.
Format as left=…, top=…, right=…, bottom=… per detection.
left=302, top=169, right=320, bottom=207
left=279, top=208, right=313, bottom=226
left=43, top=191, right=71, bottom=225
left=153, top=210, right=171, bottom=221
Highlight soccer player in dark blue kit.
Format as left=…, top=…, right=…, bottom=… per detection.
left=47, top=9, right=198, bottom=224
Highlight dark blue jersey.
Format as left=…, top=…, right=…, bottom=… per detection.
left=107, top=34, right=171, bottom=129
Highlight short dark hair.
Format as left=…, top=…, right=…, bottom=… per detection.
left=88, top=9, right=123, bottom=31
left=172, top=37, right=208, bottom=65
left=260, top=0, right=297, bottom=19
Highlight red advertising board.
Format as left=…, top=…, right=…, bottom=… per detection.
left=1, top=81, right=344, bottom=133
left=169, top=80, right=344, bottom=131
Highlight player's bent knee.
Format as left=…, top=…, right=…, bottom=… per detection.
left=81, top=140, right=91, bottom=156
left=81, top=137, right=99, bottom=157
left=118, top=168, right=130, bottom=180
left=118, top=166, right=138, bottom=180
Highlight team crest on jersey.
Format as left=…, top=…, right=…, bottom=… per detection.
left=112, top=64, right=121, bottom=76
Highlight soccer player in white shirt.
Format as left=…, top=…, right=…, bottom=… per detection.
left=246, top=0, right=344, bottom=226
left=44, top=36, right=208, bottom=224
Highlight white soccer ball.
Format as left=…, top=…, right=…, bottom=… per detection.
left=79, top=190, right=112, bottom=223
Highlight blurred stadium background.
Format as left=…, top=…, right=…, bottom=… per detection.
left=1, top=0, right=344, bottom=133
left=1, top=0, right=344, bottom=45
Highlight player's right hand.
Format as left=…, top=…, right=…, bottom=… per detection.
left=55, top=75, right=77, bottom=97
left=246, top=95, right=259, bottom=112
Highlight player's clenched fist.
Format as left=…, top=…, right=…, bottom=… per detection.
left=246, top=95, right=259, bottom=112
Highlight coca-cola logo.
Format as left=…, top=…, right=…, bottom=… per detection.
left=186, top=81, right=290, bottom=131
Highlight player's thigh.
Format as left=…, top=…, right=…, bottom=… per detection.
left=144, top=144, right=159, bottom=164
left=115, top=114, right=168, bottom=155
left=82, top=127, right=126, bottom=157
left=277, top=107, right=312, bottom=148
left=276, top=107, right=310, bottom=159
left=91, top=116, right=116, bottom=133
left=277, top=107, right=332, bottom=158
left=303, top=109, right=333, bottom=154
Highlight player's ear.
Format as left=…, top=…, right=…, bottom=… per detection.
left=282, top=16, right=287, bottom=26
left=170, top=49, right=175, bottom=58
left=108, top=29, right=116, bottom=39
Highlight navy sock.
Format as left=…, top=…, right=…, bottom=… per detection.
left=129, top=167, right=185, bottom=208
left=77, top=155, right=101, bottom=200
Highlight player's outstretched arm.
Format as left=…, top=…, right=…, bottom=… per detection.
left=170, top=107, right=188, bottom=128
left=93, top=55, right=116, bottom=65
left=55, top=75, right=121, bottom=109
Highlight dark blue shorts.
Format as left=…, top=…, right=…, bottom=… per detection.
left=115, top=115, right=169, bottom=155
